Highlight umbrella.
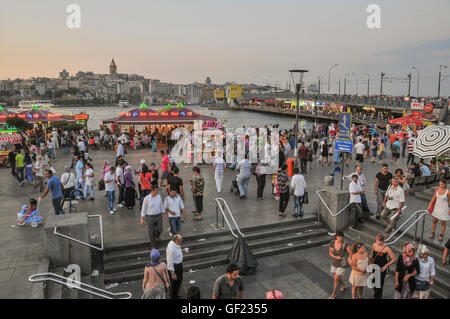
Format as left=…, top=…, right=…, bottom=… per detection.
left=389, top=116, right=424, bottom=126
left=413, top=125, right=450, bottom=159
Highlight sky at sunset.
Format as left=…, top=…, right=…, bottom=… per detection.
left=1, top=0, right=449, bottom=96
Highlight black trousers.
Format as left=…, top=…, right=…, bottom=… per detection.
left=350, top=203, right=362, bottom=227
left=194, top=195, right=203, bottom=214
left=145, top=214, right=162, bottom=249
left=279, top=192, right=290, bottom=213
left=300, top=158, right=307, bottom=173
left=170, top=263, right=183, bottom=299
left=373, top=269, right=387, bottom=299
left=407, top=153, right=414, bottom=166
left=256, top=174, right=266, bottom=199
left=118, top=185, right=125, bottom=204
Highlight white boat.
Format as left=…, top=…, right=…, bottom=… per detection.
left=18, top=100, right=55, bottom=110
left=119, top=100, right=129, bottom=108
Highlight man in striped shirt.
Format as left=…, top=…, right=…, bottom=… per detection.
left=406, top=135, right=416, bottom=166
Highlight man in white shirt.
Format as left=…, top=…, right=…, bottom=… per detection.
left=343, top=166, right=371, bottom=215
left=290, top=167, right=307, bottom=217
left=164, top=189, right=186, bottom=236
left=166, top=234, right=187, bottom=299
left=83, top=163, right=95, bottom=201
left=115, top=161, right=125, bottom=207
left=354, top=139, right=365, bottom=167
left=213, top=156, right=226, bottom=193
left=77, top=139, right=85, bottom=152
left=140, top=185, right=165, bottom=248
left=349, top=174, right=364, bottom=230
left=104, top=166, right=116, bottom=215
left=381, top=178, right=405, bottom=235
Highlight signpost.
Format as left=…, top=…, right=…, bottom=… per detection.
left=335, top=112, right=353, bottom=189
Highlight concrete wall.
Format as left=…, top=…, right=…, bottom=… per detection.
left=44, top=213, right=92, bottom=275
left=318, top=187, right=352, bottom=232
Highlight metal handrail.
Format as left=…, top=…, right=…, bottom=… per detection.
left=316, top=190, right=351, bottom=224
left=53, top=215, right=104, bottom=251
left=214, top=198, right=245, bottom=238
left=29, top=272, right=132, bottom=299
left=385, top=210, right=429, bottom=246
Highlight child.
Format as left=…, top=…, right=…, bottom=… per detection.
left=17, top=198, right=38, bottom=225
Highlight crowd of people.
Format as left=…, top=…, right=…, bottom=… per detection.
left=5, top=118, right=450, bottom=299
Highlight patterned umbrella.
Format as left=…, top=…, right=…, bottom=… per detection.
left=413, top=124, right=450, bottom=158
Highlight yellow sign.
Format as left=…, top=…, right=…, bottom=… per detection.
left=229, top=85, right=242, bottom=99
left=214, top=89, right=225, bottom=99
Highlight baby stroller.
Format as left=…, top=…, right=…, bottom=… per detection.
left=230, top=176, right=240, bottom=196
left=17, top=198, right=42, bottom=228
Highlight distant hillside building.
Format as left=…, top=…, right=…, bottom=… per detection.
left=109, top=58, right=117, bottom=77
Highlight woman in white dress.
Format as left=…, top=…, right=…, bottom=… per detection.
left=428, top=179, right=450, bottom=242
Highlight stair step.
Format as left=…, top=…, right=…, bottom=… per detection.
left=104, top=221, right=321, bottom=263
left=104, top=216, right=318, bottom=253
left=104, top=233, right=331, bottom=284
left=104, top=228, right=329, bottom=274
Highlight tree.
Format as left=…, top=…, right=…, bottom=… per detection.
left=6, top=117, right=33, bottom=131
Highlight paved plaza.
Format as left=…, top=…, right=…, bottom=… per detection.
left=0, top=144, right=447, bottom=299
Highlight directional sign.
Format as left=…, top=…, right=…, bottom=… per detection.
left=335, top=138, right=354, bottom=153
left=338, top=112, right=352, bottom=139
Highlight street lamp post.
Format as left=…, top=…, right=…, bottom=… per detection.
left=365, top=74, right=370, bottom=96
left=344, top=73, right=349, bottom=96
left=380, top=72, right=385, bottom=97
left=438, top=64, right=447, bottom=98
left=412, top=66, right=419, bottom=97
left=328, top=64, right=338, bottom=94
left=289, top=69, right=309, bottom=167
left=407, top=73, right=412, bottom=97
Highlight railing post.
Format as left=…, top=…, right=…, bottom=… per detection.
left=421, top=216, right=425, bottom=244
left=215, top=204, right=219, bottom=231
left=413, top=213, right=418, bottom=243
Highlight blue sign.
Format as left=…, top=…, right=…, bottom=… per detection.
left=338, top=113, right=352, bottom=139
left=335, top=138, right=354, bottom=153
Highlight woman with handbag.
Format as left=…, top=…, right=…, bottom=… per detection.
left=142, top=249, right=170, bottom=299
left=428, top=179, right=450, bottom=242
left=329, top=231, right=353, bottom=299
left=413, top=245, right=435, bottom=299
left=369, top=234, right=396, bottom=299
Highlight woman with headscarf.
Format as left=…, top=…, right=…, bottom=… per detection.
left=413, top=245, right=436, bottom=299
left=394, top=243, right=420, bottom=299
left=124, top=165, right=136, bottom=209
left=142, top=249, right=170, bottom=299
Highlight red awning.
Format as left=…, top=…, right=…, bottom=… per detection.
left=389, top=116, right=425, bottom=126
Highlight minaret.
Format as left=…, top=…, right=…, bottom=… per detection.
left=109, top=58, right=117, bottom=77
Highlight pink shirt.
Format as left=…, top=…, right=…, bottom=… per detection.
left=161, top=155, right=170, bottom=172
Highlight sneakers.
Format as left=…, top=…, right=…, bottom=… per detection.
left=118, top=203, right=124, bottom=208
left=113, top=208, right=117, bottom=212
left=89, top=198, right=95, bottom=201
left=19, top=181, right=25, bottom=186
left=110, top=210, right=114, bottom=215
left=279, top=212, right=286, bottom=217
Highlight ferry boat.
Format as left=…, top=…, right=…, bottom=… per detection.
left=18, top=100, right=55, bottom=110
left=118, top=100, right=129, bottom=108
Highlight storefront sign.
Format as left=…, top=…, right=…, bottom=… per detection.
left=411, top=102, right=424, bottom=110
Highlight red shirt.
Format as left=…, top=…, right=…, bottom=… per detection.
left=161, top=155, right=170, bottom=172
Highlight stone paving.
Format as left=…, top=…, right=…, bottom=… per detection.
left=0, top=143, right=446, bottom=298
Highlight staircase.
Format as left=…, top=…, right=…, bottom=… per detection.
left=345, top=218, right=450, bottom=299
left=102, top=216, right=331, bottom=285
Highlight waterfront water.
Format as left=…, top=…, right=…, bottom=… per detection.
left=60, top=105, right=313, bottom=130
